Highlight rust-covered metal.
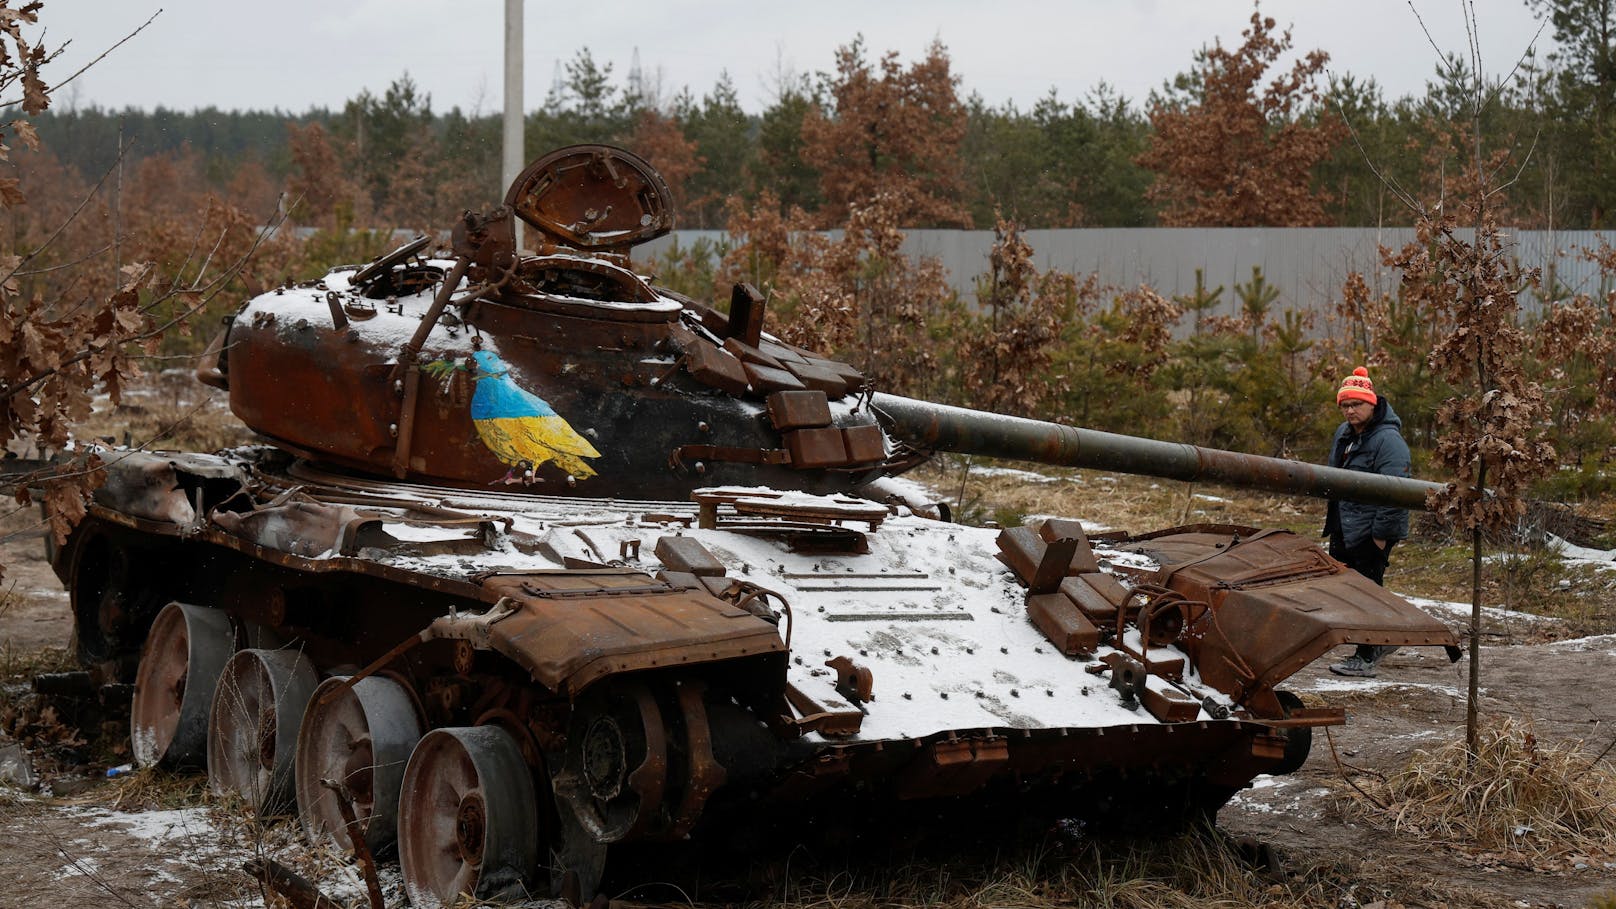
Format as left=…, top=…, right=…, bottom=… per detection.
left=1114, top=527, right=1460, bottom=716
left=505, top=145, right=674, bottom=256
left=473, top=572, right=786, bottom=694
left=871, top=393, right=1444, bottom=510
left=54, top=144, right=1475, bottom=905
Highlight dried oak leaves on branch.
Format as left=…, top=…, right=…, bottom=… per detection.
left=0, top=1, right=157, bottom=561
left=1394, top=213, right=1555, bottom=532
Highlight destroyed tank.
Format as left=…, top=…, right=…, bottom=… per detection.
left=52, top=145, right=1460, bottom=906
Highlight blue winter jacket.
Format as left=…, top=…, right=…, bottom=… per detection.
left=1323, top=396, right=1412, bottom=548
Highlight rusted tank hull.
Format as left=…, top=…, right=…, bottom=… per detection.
left=59, top=452, right=1457, bottom=857
left=61, top=505, right=1292, bottom=836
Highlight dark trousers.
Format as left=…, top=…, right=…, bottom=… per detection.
left=1331, top=537, right=1398, bottom=663
left=1331, top=537, right=1394, bottom=585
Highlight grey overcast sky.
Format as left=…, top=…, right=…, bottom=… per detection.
left=44, top=1, right=1549, bottom=115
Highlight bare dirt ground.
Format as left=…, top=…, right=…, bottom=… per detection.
left=0, top=444, right=1612, bottom=907
left=1227, top=640, right=1616, bottom=908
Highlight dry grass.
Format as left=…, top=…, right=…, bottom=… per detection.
left=103, top=767, right=211, bottom=812
left=1346, top=717, right=1616, bottom=865
left=71, top=369, right=253, bottom=455
left=917, top=456, right=1324, bottom=537
left=734, top=827, right=1535, bottom=909
left=757, top=832, right=1336, bottom=909
left=0, top=643, right=74, bottom=683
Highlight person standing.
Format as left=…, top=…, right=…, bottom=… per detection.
left=1325, top=366, right=1412, bottom=678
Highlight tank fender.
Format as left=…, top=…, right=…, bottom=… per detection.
left=92, top=451, right=249, bottom=527
left=476, top=572, right=786, bottom=694
left=1125, top=529, right=1460, bottom=715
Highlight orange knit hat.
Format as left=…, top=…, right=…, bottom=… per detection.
left=1336, top=366, right=1377, bottom=406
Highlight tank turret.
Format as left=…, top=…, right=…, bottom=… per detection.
left=212, top=145, right=901, bottom=499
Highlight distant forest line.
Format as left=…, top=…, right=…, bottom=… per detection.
left=17, top=3, right=1616, bottom=234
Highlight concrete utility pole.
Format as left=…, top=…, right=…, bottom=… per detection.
left=503, top=0, right=525, bottom=250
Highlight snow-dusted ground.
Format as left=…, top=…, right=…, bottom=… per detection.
left=1225, top=775, right=1333, bottom=818
left=1399, top=594, right=1561, bottom=627
left=1300, top=674, right=1471, bottom=699
left=0, top=799, right=419, bottom=909
left=1544, top=632, right=1616, bottom=654
left=1548, top=533, right=1616, bottom=565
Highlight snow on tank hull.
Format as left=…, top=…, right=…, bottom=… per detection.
left=58, top=445, right=1458, bottom=900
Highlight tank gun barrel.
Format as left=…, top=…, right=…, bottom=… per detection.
left=870, top=393, right=1443, bottom=511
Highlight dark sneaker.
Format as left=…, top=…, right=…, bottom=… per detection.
left=1329, top=655, right=1377, bottom=678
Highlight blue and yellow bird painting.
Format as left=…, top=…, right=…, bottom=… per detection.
left=424, top=350, right=600, bottom=481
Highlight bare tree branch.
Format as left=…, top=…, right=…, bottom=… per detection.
left=1485, top=129, right=1543, bottom=200
left=0, top=138, right=137, bottom=289
left=13, top=242, right=114, bottom=277
left=1407, top=1, right=1449, bottom=68
left=2, top=183, right=291, bottom=404
left=27, top=9, right=160, bottom=104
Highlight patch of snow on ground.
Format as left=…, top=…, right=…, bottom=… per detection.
left=85, top=806, right=216, bottom=844
left=1225, top=776, right=1331, bottom=818
left=870, top=474, right=942, bottom=506
left=1400, top=594, right=1561, bottom=626
left=51, top=856, right=100, bottom=880
left=1193, top=493, right=1229, bottom=503
left=1548, top=533, right=1616, bottom=566
left=1023, top=514, right=1113, bottom=534
left=1544, top=633, right=1616, bottom=653
left=1402, top=729, right=1446, bottom=740
left=1299, top=675, right=1470, bottom=698
left=970, top=465, right=1063, bottom=484
left=68, top=803, right=412, bottom=904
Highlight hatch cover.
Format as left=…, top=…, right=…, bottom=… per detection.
left=504, top=144, right=674, bottom=253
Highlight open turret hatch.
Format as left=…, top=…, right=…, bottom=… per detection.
left=504, top=144, right=674, bottom=255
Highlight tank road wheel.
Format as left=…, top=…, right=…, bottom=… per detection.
left=397, top=726, right=539, bottom=908
left=130, top=602, right=234, bottom=769
left=295, top=675, right=424, bottom=854
left=554, top=682, right=666, bottom=843
left=72, top=536, right=172, bottom=675
left=544, top=682, right=669, bottom=901
left=207, top=648, right=319, bottom=814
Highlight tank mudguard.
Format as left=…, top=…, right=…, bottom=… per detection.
left=1121, top=528, right=1460, bottom=713
left=475, top=572, right=786, bottom=694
